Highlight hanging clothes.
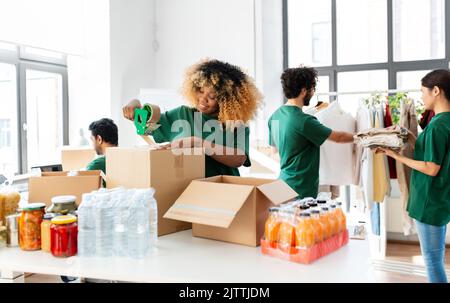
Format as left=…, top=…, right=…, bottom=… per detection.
left=419, top=110, right=435, bottom=129
left=373, top=107, right=390, bottom=202
left=396, top=101, right=418, bottom=236
left=355, top=102, right=374, bottom=211
left=378, top=104, right=392, bottom=198
left=315, top=101, right=356, bottom=186
left=384, top=103, right=397, bottom=179
left=305, top=102, right=329, bottom=115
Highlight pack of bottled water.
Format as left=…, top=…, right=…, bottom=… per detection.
left=77, top=187, right=157, bottom=259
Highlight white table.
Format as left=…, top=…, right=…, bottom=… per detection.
left=0, top=230, right=375, bottom=283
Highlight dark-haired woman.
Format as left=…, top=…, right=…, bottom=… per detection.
left=268, top=66, right=354, bottom=199
left=378, top=69, right=450, bottom=283
left=123, top=58, right=263, bottom=177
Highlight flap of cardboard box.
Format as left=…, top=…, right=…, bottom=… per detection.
left=256, top=179, right=298, bottom=205
left=60, top=146, right=96, bottom=171
left=40, top=170, right=102, bottom=177
left=164, top=180, right=254, bottom=228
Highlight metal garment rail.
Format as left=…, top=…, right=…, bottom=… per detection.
left=313, top=88, right=422, bottom=212
left=315, top=88, right=421, bottom=97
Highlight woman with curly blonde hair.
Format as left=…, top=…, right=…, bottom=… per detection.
left=123, top=59, right=263, bottom=177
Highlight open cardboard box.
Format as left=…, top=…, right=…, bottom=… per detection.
left=28, top=170, right=102, bottom=206
left=60, top=146, right=96, bottom=171
left=106, top=146, right=205, bottom=236
left=164, top=175, right=298, bottom=247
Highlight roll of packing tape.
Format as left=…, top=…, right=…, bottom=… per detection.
left=143, top=104, right=161, bottom=124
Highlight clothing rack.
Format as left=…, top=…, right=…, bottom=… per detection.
left=315, top=88, right=421, bottom=97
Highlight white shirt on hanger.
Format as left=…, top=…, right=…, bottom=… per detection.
left=315, top=101, right=356, bottom=186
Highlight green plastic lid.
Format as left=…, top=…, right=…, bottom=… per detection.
left=23, top=203, right=46, bottom=211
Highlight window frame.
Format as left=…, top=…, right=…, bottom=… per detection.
left=0, top=44, right=69, bottom=175
left=283, top=0, right=450, bottom=94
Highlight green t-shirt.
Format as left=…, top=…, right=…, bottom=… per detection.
left=86, top=155, right=106, bottom=173
left=86, top=155, right=106, bottom=187
left=151, top=105, right=251, bottom=177
left=268, top=105, right=332, bottom=199
left=407, top=112, right=450, bottom=226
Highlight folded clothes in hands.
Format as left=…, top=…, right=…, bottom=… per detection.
left=354, top=125, right=409, bottom=151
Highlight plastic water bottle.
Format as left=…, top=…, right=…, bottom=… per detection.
left=113, top=191, right=128, bottom=257
left=95, top=193, right=114, bottom=257
left=78, top=193, right=96, bottom=257
left=128, top=191, right=141, bottom=258
left=148, top=194, right=158, bottom=252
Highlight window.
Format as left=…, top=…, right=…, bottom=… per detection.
left=287, top=0, right=332, bottom=67
left=397, top=70, right=431, bottom=101
left=338, top=70, right=389, bottom=115
left=284, top=0, right=449, bottom=115
left=0, top=63, right=18, bottom=177
left=393, top=0, right=446, bottom=62
left=310, top=75, right=331, bottom=107
left=0, top=46, right=68, bottom=175
left=26, top=69, right=64, bottom=170
left=0, top=120, right=11, bottom=147
left=337, top=0, right=388, bottom=65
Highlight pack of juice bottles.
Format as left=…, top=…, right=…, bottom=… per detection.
left=261, top=197, right=349, bottom=264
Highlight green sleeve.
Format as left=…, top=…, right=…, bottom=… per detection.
left=152, top=106, right=192, bottom=143
left=86, top=156, right=106, bottom=173
left=222, top=125, right=251, bottom=167
left=424, top=125, right=447, bottom=165
left=268, top=118, right=276, bottom=147
left=238, top=126, right=251, bottom=167
left=301, top=116, right=332, bottom=147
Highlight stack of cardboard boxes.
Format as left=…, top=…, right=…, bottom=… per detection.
left=27, top=145, right=297, bottom=247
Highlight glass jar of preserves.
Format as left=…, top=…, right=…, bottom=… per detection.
left=41, top=213, right=57, bottom=253
left=51, top=215, right=78, bottom=258
left=47, top=195, right=77, bottom=215
left=19, top=203, right=46, bottom=251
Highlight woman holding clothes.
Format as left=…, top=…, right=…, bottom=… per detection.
left=378, top=69, right=450, bottom=283
left=123, top=58, right=263, bottom=177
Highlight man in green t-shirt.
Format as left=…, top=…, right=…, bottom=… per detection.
left=86, top=118, right=118, bottom=174
left=268, top=67, right=355, bottom=199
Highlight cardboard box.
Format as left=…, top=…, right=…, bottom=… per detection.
left=61, top=146, right=96, bottom=171
left=28, top=171, right=102, bottom=206
left=106, top=147, right=205, bottom=236
left=164, top=175, right=298, bottom=247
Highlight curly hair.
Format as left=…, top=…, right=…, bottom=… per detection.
left=181, top=59, right=263, bottom=125
left=281, top=67, right=318, bottom=99
left=89, top=118, right=118, bottom=146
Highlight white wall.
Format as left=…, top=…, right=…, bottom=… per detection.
left=106, top=0, right=284, bottom=147
left=148, top=0, right=283, bottom=145
left=68, top=0, right=111, bottom=146
left=152, top=0, right=256, bottom=90
left=109, top=0, right=156, bottom=147
left=254, top=0, right=284, bottom=146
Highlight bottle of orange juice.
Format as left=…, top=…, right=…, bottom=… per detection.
left=277, top=209, right=296, bottom=252
left=308, top=201, right=319, bottom=212
left=319, top=207, right=332, bottom=240
left=335, top=201, right=347, bottom=233
left=295, top=213, right=315, bottom=249
left=310, top=209, right=324, bottom=244
left=295, top=204, right=310, bottom=217
left=265, top=207, right=281, bottom=247
left=328, top=204, right=340, bottom=236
